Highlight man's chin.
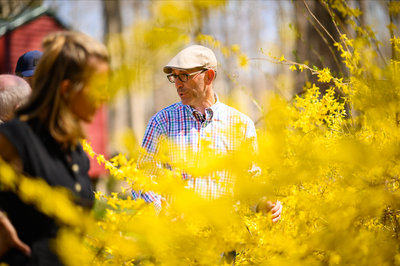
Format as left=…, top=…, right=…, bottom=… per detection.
left=180, top=98, right=193, bottom=106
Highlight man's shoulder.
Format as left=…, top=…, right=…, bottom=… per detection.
left=150, top=102, right=185, bottom=122
left=159, top=102, right=185, bottom=113
left=217, top=102, right=255, bottom=125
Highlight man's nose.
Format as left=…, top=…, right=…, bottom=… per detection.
left=175, top=78, right=183, bottom=89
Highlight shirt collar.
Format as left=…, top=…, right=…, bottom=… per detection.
left=184, top=93, right=220, bottom=122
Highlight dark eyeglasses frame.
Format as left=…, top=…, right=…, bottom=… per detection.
left=167, top=69, right=208, bottom=83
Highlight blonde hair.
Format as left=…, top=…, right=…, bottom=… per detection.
left=16, top=31, right=109, bottom=148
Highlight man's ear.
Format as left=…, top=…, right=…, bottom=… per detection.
left=205, top=69, right=215, bottom=85
left=60, top=80, right=72, bottom=99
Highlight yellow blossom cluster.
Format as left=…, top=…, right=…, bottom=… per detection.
left=2, top=1, right=400, bottom=265
left=196, top=33, right=249, bottom=69
left=291, top=84, right=346, bottom=133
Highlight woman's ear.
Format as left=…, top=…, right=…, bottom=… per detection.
left=205, top=69, right=215, bottom=85
left=60, top=80, right=71, bottom=99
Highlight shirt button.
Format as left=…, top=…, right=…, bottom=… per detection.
left=72, top=164, right=79, bottom=174
left=75, top=182, right=82, bottom=192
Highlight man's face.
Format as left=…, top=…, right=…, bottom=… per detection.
left=22, top=76, right=33, bottom=87
left=172, top=68, right=208, bottom=106
left=16, top=73, right=33, bottom=87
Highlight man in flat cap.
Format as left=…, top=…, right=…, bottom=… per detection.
left=15, top=50, right=43, bottom=87
left=134, top=45, right=282, bottom=232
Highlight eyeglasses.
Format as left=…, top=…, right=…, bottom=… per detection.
left=167, top=69, right=207, bottom=83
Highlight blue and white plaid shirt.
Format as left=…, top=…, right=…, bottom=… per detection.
left=132, top=93, right=258, bottom=212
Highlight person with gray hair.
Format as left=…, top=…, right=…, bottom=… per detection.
left=0, top=75, right=31, bottom=124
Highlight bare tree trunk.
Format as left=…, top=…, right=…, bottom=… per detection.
left=314, top=2, right=341, bottom=74
left=250, top=2, right=262, bottom=106
left=357, top=0, right=367, bottom=27
left=294, top=0, right=316, bottom=94
left=102, top=0, right=131, bottom=146
left=103, top=0, right=123, bottom=65
left=293, top=0, right=343, bottom=94
left=222, top=4, right=236, bottom=104
left=389, top=0, right=398, bottom=61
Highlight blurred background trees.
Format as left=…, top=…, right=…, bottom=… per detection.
left=0, top=0, right=43, bottom=19
left=6, top=0, right=400, bottom=175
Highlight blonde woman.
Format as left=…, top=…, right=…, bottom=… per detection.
left=0, top=31, right=109, bottom=266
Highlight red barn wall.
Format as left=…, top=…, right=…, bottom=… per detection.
left=83, top=105, right=109, bottom=178
left=0, top=15, right=64, bottom=75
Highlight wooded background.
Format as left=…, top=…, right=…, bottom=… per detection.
left=2, top=0, right=398, bottom=156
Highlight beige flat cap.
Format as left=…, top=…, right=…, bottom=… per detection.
left=163, top=45, right=217, bottom=74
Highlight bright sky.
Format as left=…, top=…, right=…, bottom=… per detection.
left=44, top=0, right=104, bottom=41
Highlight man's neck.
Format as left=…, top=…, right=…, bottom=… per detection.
left=190, top=92, right=216, bottom=115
